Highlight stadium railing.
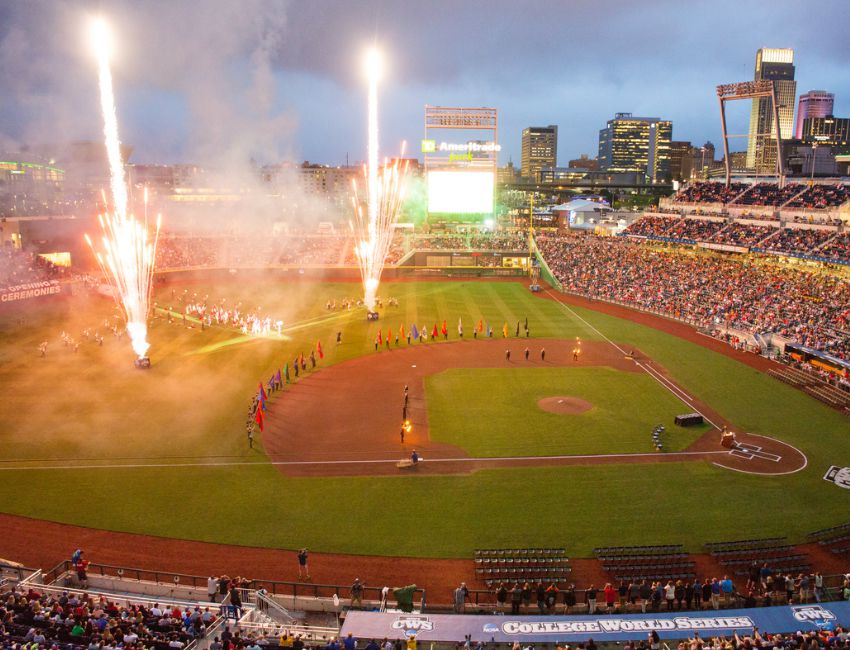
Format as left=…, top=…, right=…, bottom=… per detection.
left=42, top=560, right=426, bottom=613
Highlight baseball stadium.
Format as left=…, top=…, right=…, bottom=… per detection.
left=2, top=4, right=850, bottom=649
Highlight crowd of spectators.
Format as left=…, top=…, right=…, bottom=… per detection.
left=0, top=247, right=66, bottom=290
left=666, top=219, right=728, bottom=242
left=673, top=182, right=748, bottom=205
left=536, top=233, right=850, bottom=360
left=734, top=183, right=805, bottom=207
left=623, top=217, right=677, bottom=238
left=819, top=233, right=850, bottom=263
left=0, top=586, right=215, bottom=650
left=156, top=237, right=223, bottom=269
left=759, top=229, right=838, bottom=256
left=710, top=223, right=779, bottom=248
left=407, top=232, right=528, bottom=252
left=785, top=184, right=850, bottom=210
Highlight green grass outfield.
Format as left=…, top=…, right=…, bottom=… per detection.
left=426, top=367, right=708, bottom=456
left=0, top=279, right=848, bottom=558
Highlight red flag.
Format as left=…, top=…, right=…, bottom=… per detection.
left=317, top=340, right=324, bottom=359
left=258, top=382, right=267, bottom=401
left=399, top=324, right=405, bottom=340
left=377, top=329, right=383, bottom=345
left=441, top=319, right=448, bottom=336
left=254, top=407, right=264, bottom=432
left=432, top=323, right=438, bottom=339
left=477, top=319, right=484, bottom=333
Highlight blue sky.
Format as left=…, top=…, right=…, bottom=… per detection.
left=1, top=0, right=848, bottom=168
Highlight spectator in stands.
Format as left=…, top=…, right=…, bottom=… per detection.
left=721, top=575, right=734, bottom=606
left=229, top=584, right=242, bottom=618
left=585, top=584, right=597, bottom=614
left=350, top=578, right=364, bottom=608
left=208, top=576, right=218, bottom=602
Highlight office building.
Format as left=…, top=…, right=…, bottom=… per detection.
left=746, top=48, right=796, bottom=173
left=597, top=113, right=672, bottom=182
left=669, top=141, right=692, bottom=181
left=521, top=125, right=558, bottom=182
left=795, top=91, right=834, bottom=139
left=568, top=154, right=598, bottom=170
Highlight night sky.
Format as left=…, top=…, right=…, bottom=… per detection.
left=1, top=0, right=848, bottom=168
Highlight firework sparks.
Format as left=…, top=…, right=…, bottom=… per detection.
left=351, top=47, right=408, bottom=311
left=85, top=17, right=160, bottom=361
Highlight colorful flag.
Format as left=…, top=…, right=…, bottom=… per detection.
left=275, top=369, right=282, bottom=386
left=317, top=340, right=324, bottom=360
left=477, top=319, right=483, bottom=333
left=258, top=390, right=266, bottom=411
left=487, top=323, right=493, bottom=337
left=377, top=329, right=383, bottom=345
left=258, top=382, right=267, bottom=401
left=458, top=317, right=463, bottom=336
left=411, top=323, right=419, bottom=340
left=503, top=322, right=509, bottom=338
left=432, top=323, right=439, bottom=339
left=441, top=319, right=448, bottom=336
left=284, top=363, right=290, bottom=383
left=254, top=407, right=264, bottom=432
left=399, top=324, right=405, bottom=340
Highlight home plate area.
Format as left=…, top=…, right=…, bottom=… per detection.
left=730, top=442, right=782, bottom=462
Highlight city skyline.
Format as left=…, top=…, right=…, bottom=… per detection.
left=1, top=0, right=849, bottom=169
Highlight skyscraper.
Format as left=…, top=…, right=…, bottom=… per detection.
left=521, top=125, right=557, bottom=181
left=795, top=90, right=835, bottom=139
left=597, top=113, right=672, bottom=182
left=746, top=48, right=796, bottom=173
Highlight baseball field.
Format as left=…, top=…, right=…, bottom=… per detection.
left=0, top=277, right=848, bottom=561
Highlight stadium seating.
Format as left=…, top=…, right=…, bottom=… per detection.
left=474, top=548, right=571, bottom=586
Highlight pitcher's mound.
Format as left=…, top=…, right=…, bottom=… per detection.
left=538, top=396, right=593, bottom=415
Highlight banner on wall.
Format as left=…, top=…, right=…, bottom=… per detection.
left=341, top=603, right=848, bottom=643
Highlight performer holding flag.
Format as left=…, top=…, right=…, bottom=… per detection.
left=441, top=319, right=448, bottom=340
left=458, top=317, right=463, bottom=338
left=503, top=322, right=509, bottom=338
left=432, top=323, right=439, bottom=340
left=316, top=340, right=324, bottom=360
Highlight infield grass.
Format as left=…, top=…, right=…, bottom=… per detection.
left=426, top=367, right=708, bottom=456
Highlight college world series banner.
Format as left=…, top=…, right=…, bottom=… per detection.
left=341, top=603, right=850, bottom=643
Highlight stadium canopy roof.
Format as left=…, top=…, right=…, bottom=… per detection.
left=552, top=198, right=613, bottom=212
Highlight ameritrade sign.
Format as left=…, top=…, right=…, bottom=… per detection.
left=341, top=603, right=850, bottom=643
left=0, top=280, right=62, bottom=303
left=421, top=140, right=501, bottom=153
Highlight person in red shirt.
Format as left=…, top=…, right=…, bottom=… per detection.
left=603, top=583, right=617, bottom=613
left=74, top=552, right=90, bottom=589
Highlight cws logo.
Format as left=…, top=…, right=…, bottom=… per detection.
left=421, top=140, right=436, bottom=153
left=792, top=606, right=837, bottom=623
left=391, top=616, right=433, bottom=637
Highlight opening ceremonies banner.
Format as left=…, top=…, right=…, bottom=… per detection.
left=341, top=603, right=850, bottom=643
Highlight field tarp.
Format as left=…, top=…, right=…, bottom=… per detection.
left=341, top=603, right=850, bottom=643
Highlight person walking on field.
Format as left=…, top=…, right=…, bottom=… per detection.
left=524, top=347, right=529, bottom=361
left=541, top=348, right=546, bottom=361
left=298, top=548, right=310, bottom=580
left=505, top=350, right=511, bottom=361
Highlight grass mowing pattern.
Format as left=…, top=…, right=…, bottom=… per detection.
left=426, top=367, right=708, bottom=456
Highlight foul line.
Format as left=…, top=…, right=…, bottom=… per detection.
left=545, top=290, right=720, bottom=430
left=0, top=450, right=733, bottom=472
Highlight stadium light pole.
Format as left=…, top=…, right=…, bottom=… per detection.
left=528, top=194, right=534, bottom=277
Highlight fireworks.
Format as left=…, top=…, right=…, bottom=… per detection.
left=351, top=47, right=408, bottom=312
left=85, top=17, right=161, bottom=361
